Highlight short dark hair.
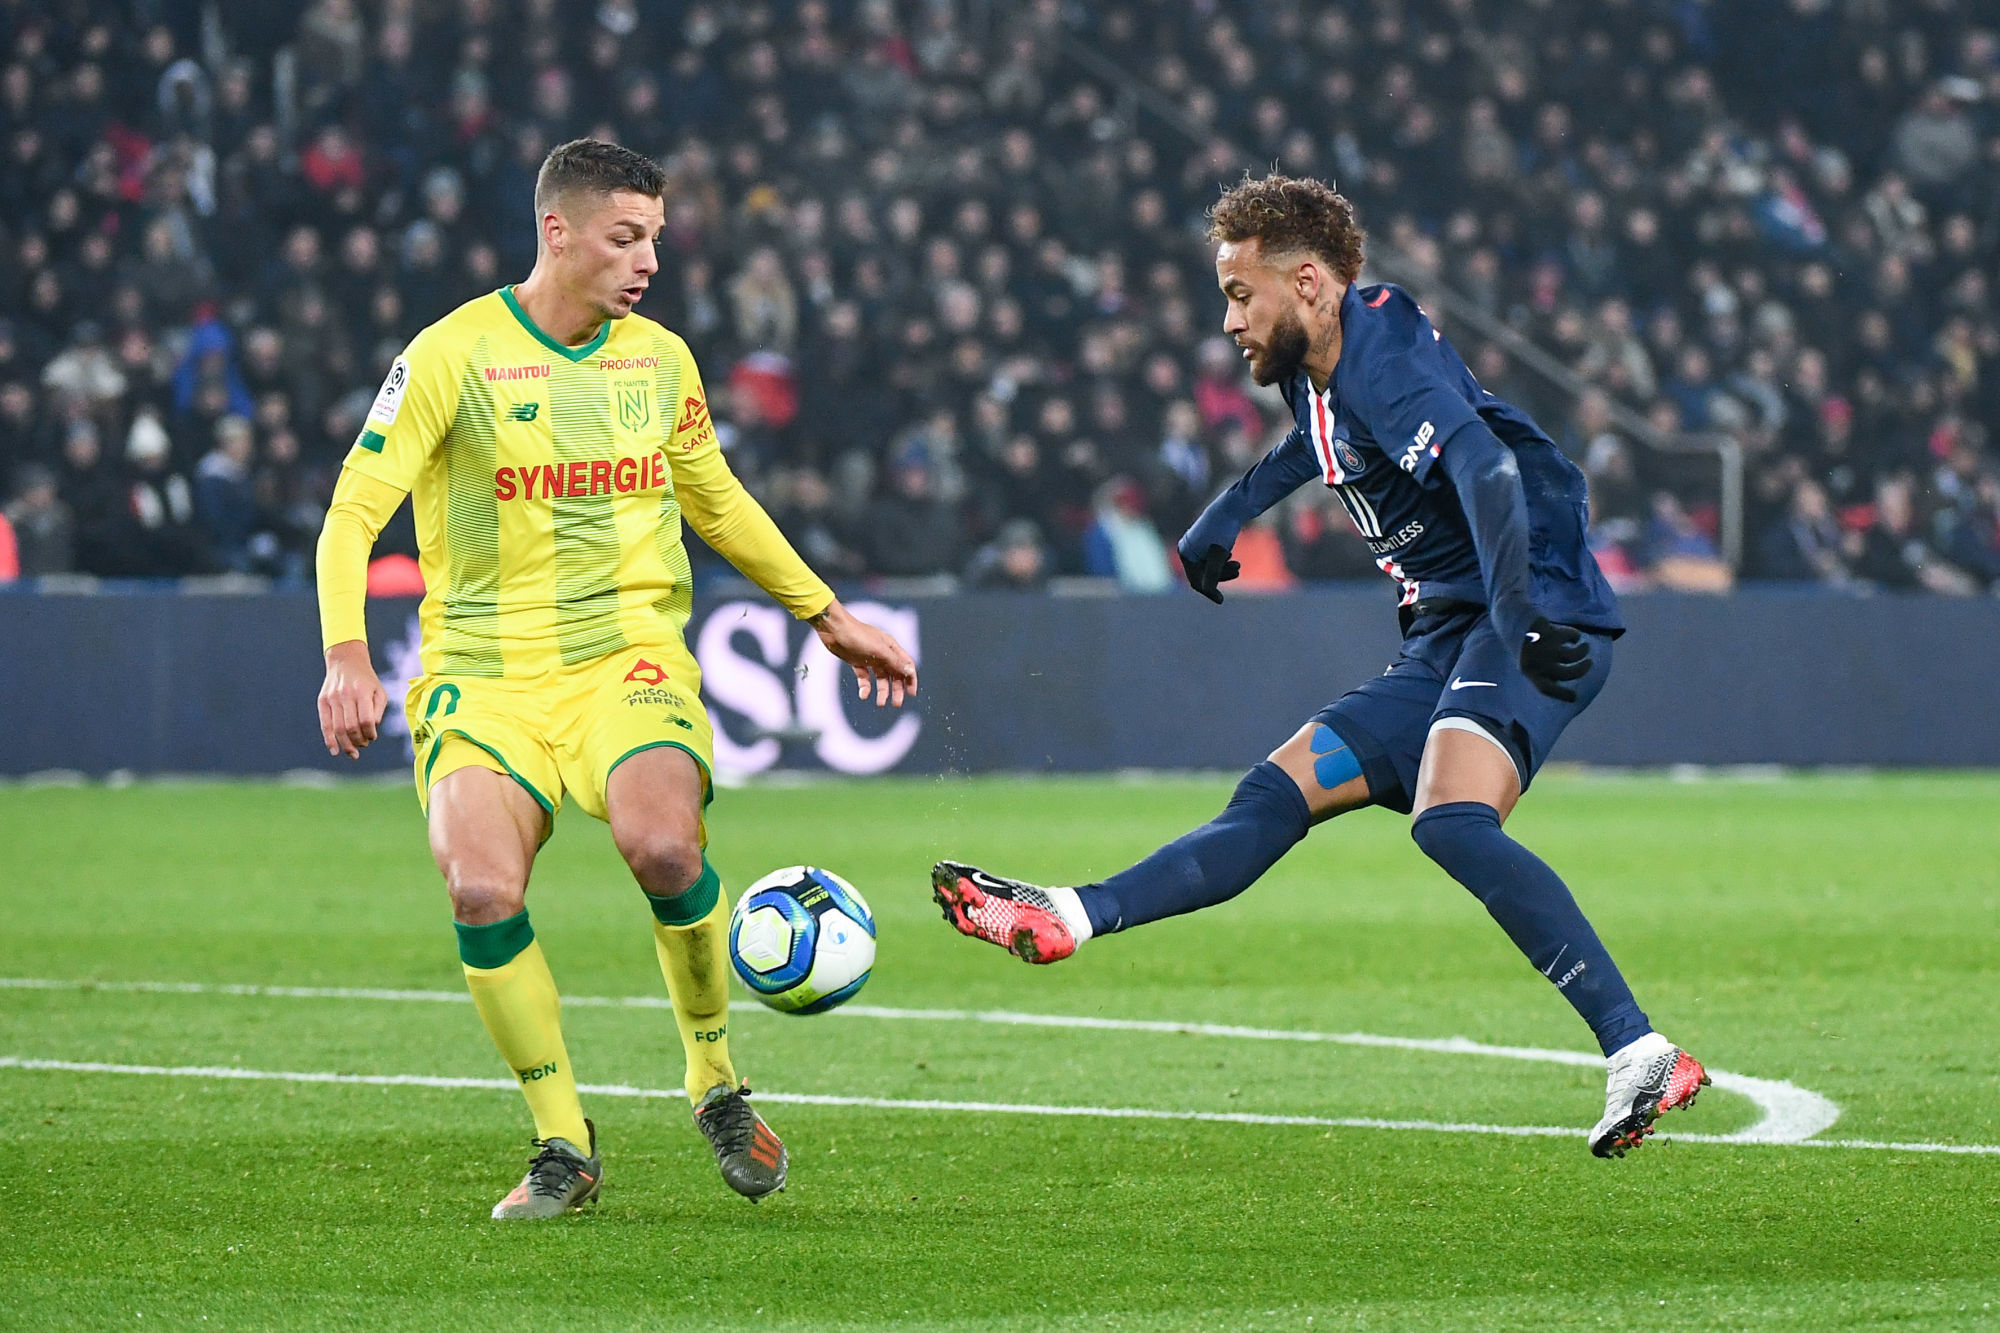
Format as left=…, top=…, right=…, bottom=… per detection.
left=533, top=138, right=667, bottom=216
left=1207, top=173, right=1366, bottom=285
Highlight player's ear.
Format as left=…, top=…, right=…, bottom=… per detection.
left=541, top=208, right=565, bottom=255
left=1294, top=259, right=1321, bottom=303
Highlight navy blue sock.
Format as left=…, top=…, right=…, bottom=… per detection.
left=1410, top=801, right=1651, bottom=1056
left=1075, top=761, right=1311, bottom=935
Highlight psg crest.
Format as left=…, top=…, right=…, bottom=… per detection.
left=1334, top=438, right=1366, bottom=475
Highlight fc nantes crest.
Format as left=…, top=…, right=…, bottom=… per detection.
left=616, top=384, right=651, bottom=431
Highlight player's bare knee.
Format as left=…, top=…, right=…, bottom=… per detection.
left=616, top=826, right=703, bottom=897
left=444, top=865, right=526, bottom=924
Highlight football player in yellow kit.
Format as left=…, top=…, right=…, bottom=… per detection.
left=314, top=139, right=917, bottom=1218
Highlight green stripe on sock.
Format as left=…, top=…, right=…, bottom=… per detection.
left=645, top=859, right=720, bottom=927
left=456, top=910, right=534, bottom=969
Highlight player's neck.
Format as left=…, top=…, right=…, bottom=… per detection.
left=1303, top=329, right=1343, bottom=394
left=512, top=271, right=607, bottom=348
left=1303, top=290, right=1345, bottom=393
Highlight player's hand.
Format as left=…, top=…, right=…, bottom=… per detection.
left=1180, top=543, right=1241, bottom=604
left=810, top=600, right=918, bottom=708
left=1519, top=616, right=1590, bottom=703
left=318, top=639, right=388, bottom=758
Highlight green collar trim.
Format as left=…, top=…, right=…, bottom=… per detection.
left=500, top=285, right=610, bottom=362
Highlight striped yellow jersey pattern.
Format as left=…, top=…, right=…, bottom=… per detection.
left=341, top=287, right=824, bottom=678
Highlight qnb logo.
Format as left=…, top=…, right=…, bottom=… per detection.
left=1400, top=421, right=1437, bottom=473
left=516, top=1061, right=560, bottom=1083
left=697, top=600, right=922, bottom=777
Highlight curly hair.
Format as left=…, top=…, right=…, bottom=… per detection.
left=1207, top=173, right=1366, bottom=285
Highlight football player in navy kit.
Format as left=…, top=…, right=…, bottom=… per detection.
left=933, top=174, right=1708, bottom=1158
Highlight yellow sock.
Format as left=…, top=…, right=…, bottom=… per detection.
left=650, top=877, right=738, bottom=1103
left=459, top=923, right=591, bottom=1147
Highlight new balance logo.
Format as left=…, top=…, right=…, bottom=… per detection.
left=507, top=402, right=540, bottom=422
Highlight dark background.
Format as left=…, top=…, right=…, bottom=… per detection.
left=5, top=589, right=1994, bottom=776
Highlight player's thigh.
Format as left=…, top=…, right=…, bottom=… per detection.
left=1267, top=720, right=1373, bottom=822
left=1412, top=724, right=1523, bottom=820
left=426, top=763, right=547, bottom=921
left=563, top=644, right=716, bottom=833
left=1418, top=620, right=1616, bottom=820
left=602, top=743, right=709, bottom=889
left=407, top=674, right=562, bottom=824
left=1283, top=662, right=1449, bottom=819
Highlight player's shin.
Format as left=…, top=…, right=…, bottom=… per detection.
left=1074, top=761, right=1311, bottom=935
left=646, top=859, right=738, bottom=1102
left=457, top=913, right=592, bottom=1147
left=1410, top=802, right=1652, bottom=1056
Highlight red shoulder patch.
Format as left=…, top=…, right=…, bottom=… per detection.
left=1365, top=288, right=1392, bottom=308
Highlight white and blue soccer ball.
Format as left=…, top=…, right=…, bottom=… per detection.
left=728, top=866, right=876, bottom=1014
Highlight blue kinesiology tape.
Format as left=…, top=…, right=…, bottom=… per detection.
left=1309, top=724, right=1363, bottom=790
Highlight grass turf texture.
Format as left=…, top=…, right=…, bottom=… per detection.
left=2, top=773, right=1998, bottom=1330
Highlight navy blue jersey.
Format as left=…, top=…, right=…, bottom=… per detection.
left=1242, top=283, right=1621, bottom=632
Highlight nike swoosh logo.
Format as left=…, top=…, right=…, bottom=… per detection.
left=1525, top=632, right=1541, bottom=643
left=1449, top=679, right=1497, bottom=690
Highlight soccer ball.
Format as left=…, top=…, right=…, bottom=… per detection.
left=728, top=866, right=876, bottom=1014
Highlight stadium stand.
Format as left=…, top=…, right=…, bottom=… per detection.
left=0, top=0, right=1995, bottom=594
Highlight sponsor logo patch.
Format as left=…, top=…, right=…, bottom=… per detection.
left=493, top=452, right=667, bottom=501
left=616, top=384, right=650, bottom=430
left=483, top=364, right=550, bottom=382
left=624, top=659, right=668, bottom=685
left=677, top=392, right=713, bottom=450
left=367, top=358, right=410, bottom=426
left=506, top=402, right=540, bottom=422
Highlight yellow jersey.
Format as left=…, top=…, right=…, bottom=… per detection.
left=320, top=287, right=831, bottom=676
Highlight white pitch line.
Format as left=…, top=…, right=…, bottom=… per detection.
left=0, top=1056, right=1991, bottom=1155
left=0, top=975, right=1840, bottom=1145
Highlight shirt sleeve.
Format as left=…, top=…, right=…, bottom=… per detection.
left=339, top=326, right=460, bottom=492
left=1360, top=351, right=1487, bottom=488
left=315, top=466, right=410, bottom=651
left=1177, top=426, right=1319, bottom=562
left=1437, top=424, right=1539, bottom=646
left=665, top=356, right=834, bottom=620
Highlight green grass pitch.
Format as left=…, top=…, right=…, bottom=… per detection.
left=3, top=772, right=1999, bottom=1329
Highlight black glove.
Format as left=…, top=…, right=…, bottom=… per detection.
left=1519, top=615, right=1591, bottom=702
left=1181, top=543, right=1240, bottom=604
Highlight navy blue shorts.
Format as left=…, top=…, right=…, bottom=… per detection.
left=1314, top=606, right=1614, bottom=815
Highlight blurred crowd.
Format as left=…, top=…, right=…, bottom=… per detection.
left=0, top=0, right=1997, bottom=598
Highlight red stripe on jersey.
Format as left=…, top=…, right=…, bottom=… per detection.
left=1375, top=555, right=1420, bottom=606
left=1311, top=391, right=1345, bottom=485
left=1366, top=289, right=1392, bottom=308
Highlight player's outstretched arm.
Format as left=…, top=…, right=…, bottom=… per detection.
left=314, top=467, right=405, bottom=757
left=1176, top=428, right=1319, bottom=602
left=808, top=599, right=918, bottom=708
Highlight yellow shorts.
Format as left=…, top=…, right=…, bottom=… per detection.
left=407, top=641, right=714, bottom=833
